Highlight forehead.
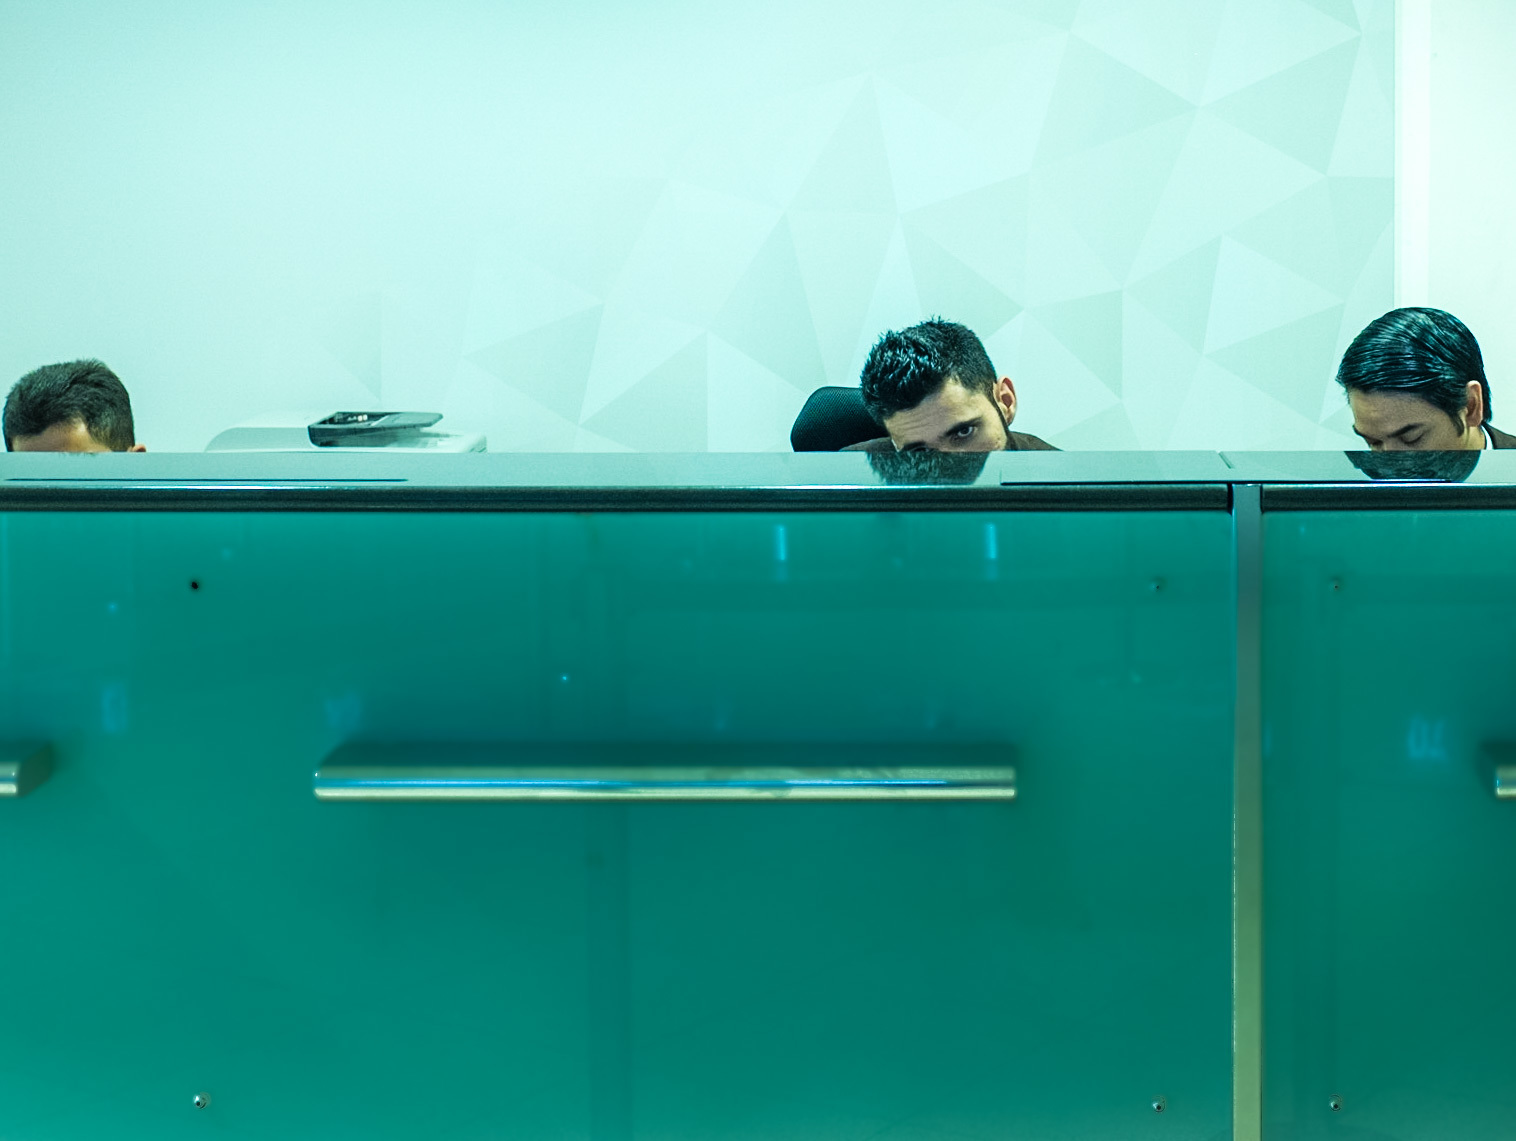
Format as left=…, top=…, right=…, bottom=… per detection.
left=10, top=418, right=109, bottom=453
left=885, top=380, right=990, bottom=439
left=1348, top=389, right=1446, bottom=431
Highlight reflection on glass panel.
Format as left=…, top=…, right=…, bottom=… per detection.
left=1264, top=511, right=1516, bottom=1139
left=0, top=511, right=1232, bottom=1139
left=1345, top=450, right=1482, bottom=482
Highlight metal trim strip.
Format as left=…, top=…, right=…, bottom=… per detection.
left=0, top=483, right=1231, bottom=513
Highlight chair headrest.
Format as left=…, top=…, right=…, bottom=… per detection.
left=790, top=386, right=885, bottom=451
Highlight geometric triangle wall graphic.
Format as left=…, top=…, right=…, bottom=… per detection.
left=1209, top=41, right=1360, bottom=173
left=711, top=219, right=828, bottom=393
left=1035, top=38, right=1193, bottom=164
left=1034, top=291, right=1124, bottom=397
left=1071, top=0, right=1227, bottom=103
left=506, top=176, right=668, bottom=299
left=443, top=361, right=580, bottom=453
left=873, top=78, right=1010, bottom=214
left=1132, top=113, right=1322, bottom=280
left=1012, top=312, right=1123, bottom=437
left=849, top=224, right=924, bottom=378
left=905, top=177, right=1032, bottom=303
left=1229, top=182, right=1348, bottom=294
left=707, top=335, right=812, bottom=452
left=1228, top=177, right=1388, bottom=297
left=468, top=306, right=603, bottom=424
left=582, top=335, right=708, bottom=451
left=1328, top=48, right=1394, bottom=177
left=1129, top=240, right=1221, bottom=353
left=1024, top=0, right=1080, bottom=29
left=1170, top=357, right=1328, bottom=449
left=477, top=0, right=1387, bottom=452
left=1297, top=0, right=1361, bottom=33
left=315, top=292, right=383, bottom=399
left=902, top=225, right=1022, bottom=342
left=1204, top=237, right=1341, bottom=354
left=1208, top=305, right=1346, bottom=420
left=1033, top=113, right=1193, bottom=284
left=1201, top=0, right=1359, bottom=103
left=1327, top=176, right=1396, bottom=272
left=118, top=0, right=1393, bottom=455
left=2, top=0, right=1396, bottom=454
left=461, top=261, right=602, bottom=357
left=791, top=210, right=897, bottom=385
left=789, top=82, right=897, bottom=214
left=1120, top=295, right=1205, bottom=446
left=580, top=306, right=707, bottom=420
left=1025, top=185, right=1124, bottom=304
left=1053, top=401, right=1144, bottom=449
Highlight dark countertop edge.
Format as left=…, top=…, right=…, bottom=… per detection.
left=0, top=482, right=1233, bottom=513
left=1261, top=483, right=1516, bottom=511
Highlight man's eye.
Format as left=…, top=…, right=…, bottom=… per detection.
left=951, top=424, right=976, bottom=439
left=1404, top=436, right=1423, bottom=447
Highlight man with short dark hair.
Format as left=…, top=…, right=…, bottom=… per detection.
left=850, top=319, right=1054, bottom=452
left=3, top=360, right=145, bottom=452
left=1337, top=307, right=1514, bottom=451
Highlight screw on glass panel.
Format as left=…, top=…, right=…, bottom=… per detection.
left=193, top=1092, right=211, bottom=1109
left=1151, top=1095, right=1167, bottom=1114
left=1329, top=578, right=1342, bottom=592
left=1328, top=1094, right=1343, bottom=1112
left=1149, top=578, right=1165, bottom=592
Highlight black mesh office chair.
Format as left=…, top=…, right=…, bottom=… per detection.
left=790, top=386, right=885, bottom=451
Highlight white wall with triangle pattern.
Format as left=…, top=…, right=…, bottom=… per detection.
left=0, top=0, right=1392, bottom=452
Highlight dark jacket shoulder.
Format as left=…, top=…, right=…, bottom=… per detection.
left=1488, top=424, right=1516, bottom=449
left=841, top=431, right=1058, bottom=453
left=1006, top=431, right=1058, bottom=451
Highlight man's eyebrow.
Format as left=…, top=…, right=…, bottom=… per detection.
left=1390, top=423, right=1425, bottom=439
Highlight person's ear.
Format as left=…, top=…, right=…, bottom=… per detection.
left=1464, top=381, right=1486, bottom=429
left=127, top=444, right=147, bottom=453
left=995, top=376, right=1017, bottom=424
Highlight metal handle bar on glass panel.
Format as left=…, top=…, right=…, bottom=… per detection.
left=313, top=743, right=1016, bottom=803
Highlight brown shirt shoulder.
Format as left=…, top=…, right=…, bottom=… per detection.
left=841, top=432, right=1059, bottom=453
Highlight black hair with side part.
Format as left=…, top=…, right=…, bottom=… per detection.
left=859, top=319, right=998, bottom=424
left=4, top=360, right=136, bottom=450
left=1336, top=307, right=1492, bottom=429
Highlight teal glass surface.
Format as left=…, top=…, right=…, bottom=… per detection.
left=0, top=510, right=1233, bottom=1139
left=1263, top=511, right=1516, bottom=1139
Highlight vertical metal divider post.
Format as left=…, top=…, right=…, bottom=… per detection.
left=1233, top=484, right=1264, bottom=1140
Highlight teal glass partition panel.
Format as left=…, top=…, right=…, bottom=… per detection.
left=0, top=510, right=1233, bottom=1140
left=1263, top=511, right=1516, bottom=1139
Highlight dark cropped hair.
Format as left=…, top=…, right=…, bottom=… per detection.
left=4, top=360, right=136, bottom=451
left=860, top=319, right=998, bottom=423
left=1336, top=308, right=1491, bottom=428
